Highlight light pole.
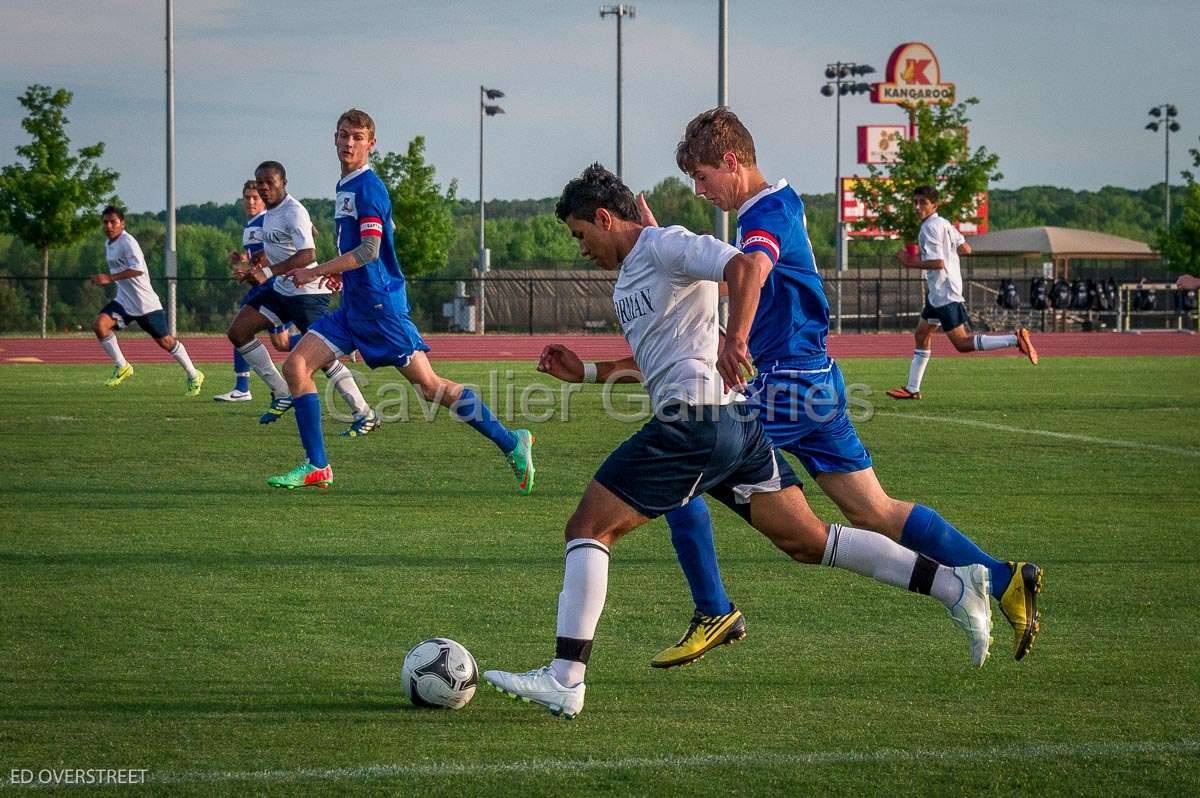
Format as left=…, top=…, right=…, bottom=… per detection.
left=479, top=86, right=504, bottom=335
left=600, top=4, right=635, bottom=179
left=165, top=0, right=177, bottom=336
left=1145, top=104, right=1180, bottom=237
left=820, top=61, right=874, bottom=334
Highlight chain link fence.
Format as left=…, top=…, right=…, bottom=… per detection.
left=1, top=256, right=1193, bottom=335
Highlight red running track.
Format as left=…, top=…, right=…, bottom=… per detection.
left=1, top=332, right=1196, bottom=365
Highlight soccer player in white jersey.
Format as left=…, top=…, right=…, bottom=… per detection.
left=214, top=179, right=298, bottom=402
left=225, top=161, right=374, bottom=433
left=887, top=185, right=1038, bottom=400
left=90, top=205, right=204, bottom=395
left=484, top=165, right=993, bottom=719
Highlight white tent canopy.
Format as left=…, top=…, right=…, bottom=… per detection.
left=965, top=226, right=1155, bottom=259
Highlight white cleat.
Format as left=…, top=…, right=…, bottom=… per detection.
left=484, top=666, right=585, bottom=719
left=948, top=564, right=993, bottom=667
left=214, top=389, right=253, bottom=402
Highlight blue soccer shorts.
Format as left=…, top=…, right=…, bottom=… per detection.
left=309, top=305, right=430, bottom=369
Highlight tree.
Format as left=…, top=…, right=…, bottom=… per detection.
left=1157, top=138, right=1200, bottom=271
left=852, top=99, right=1001, bottom=243
left=0, top=85, right=119, bottom=336
left=642, top=176, right=713, bottom=233
left=371, top=136, right=456, bottom=276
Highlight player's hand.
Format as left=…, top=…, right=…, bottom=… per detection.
left=637, top=193, right=659, bottom=227
left=537, top=344, right=585, bottom=382
left=90, top=273, right=112, bottom=286
left=288, top=267, right=320, bottom=288
left=320, top=274, right=342, bottom=292
left=717, top=335, right=754, bottom=392
left=1177, top=274, right=1200, bottom=290
left=232, top=265, right=252, bottom=283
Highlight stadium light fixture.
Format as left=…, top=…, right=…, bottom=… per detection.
left=599, top=4, right=635, bottom=179
left=1147, top=103, right=1182, bottom=239
left=819, top=60, right=874, bottom=334
left=479, top=85, right=507, bottom=334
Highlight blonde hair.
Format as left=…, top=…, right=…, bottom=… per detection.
left=675, top=107, right=756, bottom=173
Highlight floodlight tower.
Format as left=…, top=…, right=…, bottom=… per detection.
left=819, top=61, right=874, bottom=333
left=600, top=5, right=635, bottom=179
left=1145, top=104, right=1181, bottom=235
left=479, top=86, right=505, bottom=334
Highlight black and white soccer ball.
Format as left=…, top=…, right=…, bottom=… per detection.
left=401, top=638, right=478, bottom=710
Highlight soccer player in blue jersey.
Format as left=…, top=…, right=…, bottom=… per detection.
left=644, top=108, right=1041, bottom=664
left=265, top=109, right=535, bottom=492
left=214, top=180, right=298, bottom=402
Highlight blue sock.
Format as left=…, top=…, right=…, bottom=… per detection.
left=293, top=392, right=328, bottom=468
left=665, top=497, right=733, bottom=616
left=288, top=331, right=302, bottom=350
left=901, top=504, right=1012, bottom=599
left=452, top=388, right=518, bottom=454
left=233, top=348, right=250, bottom=393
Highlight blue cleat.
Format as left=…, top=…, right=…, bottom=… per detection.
left=340, top=409, right=380, bottom=438
left=260, top=393, right=294, bottom=424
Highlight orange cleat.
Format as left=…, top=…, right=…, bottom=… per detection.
left=1017, top=328, right=1038, bottom=365
left=886, top=387, right=922, bottom=400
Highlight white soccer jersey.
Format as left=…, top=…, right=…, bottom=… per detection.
left=105, top=231, right=162, bottom=316
left=613, top=225, right=740, bottom=410
left=264, top=194, right=327, bottom=297
left=919, top=212, right=966, bottom=307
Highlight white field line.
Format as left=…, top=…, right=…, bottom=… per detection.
left=44, top=739, right=1187, bottom=787
left=874, top=412, right=1200, bottom=458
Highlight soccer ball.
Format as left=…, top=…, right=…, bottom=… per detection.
left=401, top=638, right=478, bottom=710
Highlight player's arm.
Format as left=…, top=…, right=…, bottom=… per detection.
left=537, top=345, right=642, bottom=384
left=292, top=216, right=382, bottom=286
left=90, top=268, right=141, bottom=285
left=259, top=247, right=315, bottom=284
left=957, top=241, right=972, bottom=256
left=719, top=251, right=770, bottom=390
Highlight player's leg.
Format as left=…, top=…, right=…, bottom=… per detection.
left=145, top=309, right=203, bottom=395
left=399, top=351, right=534, bottom=494
left=652, top=497, right=746, bottom=669
left=268, top=323, right=296, bottom=352
left=266, top=333, right=337, bottom=489
left=952, top=321, right=1038, bottom=365
left=888, top=318, right=936, bottom=399
left=228, top=305, right=292, bottom=420
left=485, top=479, right=649, bottom=718
left=93, top=308, right=133, bottom=386
left=213, top=344, right=253, bottom=401
left=321, top=360, right=372, bottom=425
left=735, top=484, right=993, bottom=667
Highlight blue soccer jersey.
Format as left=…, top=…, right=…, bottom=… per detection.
left=334, top=166, right=411, bottom=319
left=242, top=211, right=265, bottom=259
left=735, top=180, right=828, bottom=365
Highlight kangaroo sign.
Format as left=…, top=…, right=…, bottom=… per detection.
left=871, top=42, right=955, bottom=105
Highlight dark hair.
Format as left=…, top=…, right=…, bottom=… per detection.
left=675, top=107, right=756, bottom=173
left=337, top=108, right=375, bottom=138
left=242, top=179, right=258, bottom=193
left=101, top=204, right=125, bottom=220
left=255, top=161, right=286, bottom=181
left=913, top=185, right=940, bottom=203
left=555, top=163, right=639, bottom=223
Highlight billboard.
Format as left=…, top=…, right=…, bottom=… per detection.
left=857, top=125, right=907, bottom=164
left=870, top=42, right=955, bottom=106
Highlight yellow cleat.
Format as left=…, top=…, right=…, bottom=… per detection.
left=999, top=562, right=1043, bottom=661
left=104, top=363, right=133, bottom=387
left=650, top=605, right=746, bottom=669
left=186, top=370, right=206, bottom=397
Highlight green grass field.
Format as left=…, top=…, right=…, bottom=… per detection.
left=2, top=356, right=1198, bottom=796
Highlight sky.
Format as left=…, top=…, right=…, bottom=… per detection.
left=1, top=0, right=1197, bottom=212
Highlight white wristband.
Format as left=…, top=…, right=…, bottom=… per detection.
left=582, top=362, right=598, bottom=384
left=262, top=265, right=274, bottom=278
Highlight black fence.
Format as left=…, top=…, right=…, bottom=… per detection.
left=1, top=256, right=1194, bottom=335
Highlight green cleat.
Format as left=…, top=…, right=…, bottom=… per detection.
left=266, top=460, right=333, bottom=490
left=505, top=429, right=536, bottom=495
left=105, top=363, right=134, bottom=387
left=186, top=370, right=205, bottom=396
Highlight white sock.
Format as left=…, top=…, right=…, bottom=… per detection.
left=550, top=538, right=610, bottom=687
left=237, top=340, right=289, bottom=396
left=973, top=334, right=1018, bottom=351
left=821, top=523, right=962, bottom=608
left=907, top=349, right=931, bottom=393
left=324, top=362, right=371, bottom=419
left=169, top=341, right=197, bottom=379
left=99, top=334, right=126, bottom=369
